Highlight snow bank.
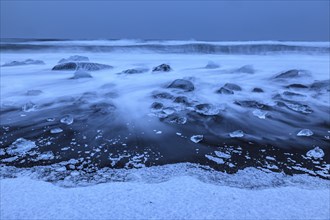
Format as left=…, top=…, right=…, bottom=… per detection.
left=1, top=175, right=329, bottom=220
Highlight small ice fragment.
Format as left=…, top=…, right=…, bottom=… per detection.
left=190, top=135, right=203, bottom=143
left=229, top=130, right=244, bottom=138
left=306, top=147, right=325, bottom=159
left=214, top=151, right=231, bottom=159
left=22, top=102, right=38, bottom=112
left=47, top=118, right=55, bottom=122
left=60, top=115, right=74, bottom=125
left=205, top=155, right=224, bottom=164
left=50, top=128, right=63, bottom=134
left=297, top=129, right=313, bottom=137
left=252, top=109, right=267, bottom=119
left=176, top=132, right=182, bottom=136
left=156, top=131, right=162, bottom=134
left=7, top=138, right=37, bottom=156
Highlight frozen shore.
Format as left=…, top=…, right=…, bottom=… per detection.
left=1, top=173, right=329, bottom=220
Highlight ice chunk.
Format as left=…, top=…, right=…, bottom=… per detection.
left=167, top=79, right=194, bottom=92
left=50, top=128, right=63, bottom=134
left=195, top=104, right=220, bottom=116
left=35, top=151, right=55, bottom=160
left=60, top=115, right=74, bottom=125
left=229, top=130, right=244, bottom=138
left=214, top=151, right=231, bottom=159
left=152, top=64, right=172, bottom=72
left=52, top=62, right=112, bottom=71
left=252, top=109, right=267, bottom=119
left=22, top=102, right=38, bottom=112
left=205, top=155, right=225, bottom=164
left=306, top=147, right=325, bottom=159
left=297, top=129, right=313, bottom=137
left=190, top=135, right=203, bottom=143
left=121, top=68, right=149, bottom=74
left=7, top=138, right=37, bottom=156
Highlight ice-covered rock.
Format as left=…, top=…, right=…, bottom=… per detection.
left=60, top=115, right=74, bottom=125
left=234, top=100, right=268, bottom=109
left=26, top=90, right=43, bottom=96
left=274, top=69, right=309, bottom=79
left=6, top=138, right=37, bottom=156
left=285, top=84, right=309, bottom=89
left=167, top=79, right=194, bottom=92
left=217, top=87, right=234, bottom=94
left=195, top=104, right=220, bottom=116
left=152, top=92, right=174, bottom=99
left=152, top=64, right=172, bottom=72
left=1, top=59, right=45, bottom=67
left=71, top=70, right=93, bottom=79
left=58, top=55, right=89, bottom=64
left=22, top=102, right=38, bottom=112
left=306, top=147, right=325, bottom=159
left=223, top=83, right=242, bottom=91
left=229, top=130, right=244, bottom=138
left=162, top=114, right=187, bottom=124
left=252, top=109, right=267, bottom=119
left=190, top=135, right=203, bottom=143
left=205, top=61, right=220, bottom=69
left=52, top=62, right=112, bottom=71
left=297, top=129, right=313, bottom=137
left=279, top=102, right=313, bottom=114
left=252, top=88, right=264, bottom=93
left=173, top=96, right=190, bottom=105
left=150, top=102, right=164, bottom=110
left=50, top=128, right=63, bottom=134
left=121, top=68, right=149, bottom=74
left=235, top=65, right=255, bottom=74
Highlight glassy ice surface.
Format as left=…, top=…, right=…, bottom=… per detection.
left=297, top=129, right=313, bottom=136
left=229, top=130, right=245, bottom=138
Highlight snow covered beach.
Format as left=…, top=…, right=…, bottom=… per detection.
left=0, top=39, right=329, bottom=219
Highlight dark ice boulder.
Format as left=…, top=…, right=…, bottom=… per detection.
left=58, top=55, right=89, bottom=64
left=274, top=69, right=309, bottom=79
left=151, top=102, right=164, bottom=110
left=2, top=59, right=45, bottom=67
left=285, top=84, right=309, bottom=89
left=152, top=64, right=172, bottom=72
left=52, top=62, right=112, bottom=71
left=71, top=70, right=92, bottom=79
left=235, top=65, right=255, bottom=74
left=223, top=83, right=242, bottom=91
left=121, top=68, right=149, bottom=74
left=217, top=87, right=234, bottom=95
left=205, top=61, right=220, bottom=69
left=167, top=79, right=194, bottom=92
left=252, top=88, right=264, bottom=93
left=173, top=96, right=190, bottom=105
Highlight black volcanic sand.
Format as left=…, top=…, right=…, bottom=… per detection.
left=1, top=90, right=329, bottom=180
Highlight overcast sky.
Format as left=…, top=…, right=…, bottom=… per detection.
left=1, top=1, right=329, bottom=41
